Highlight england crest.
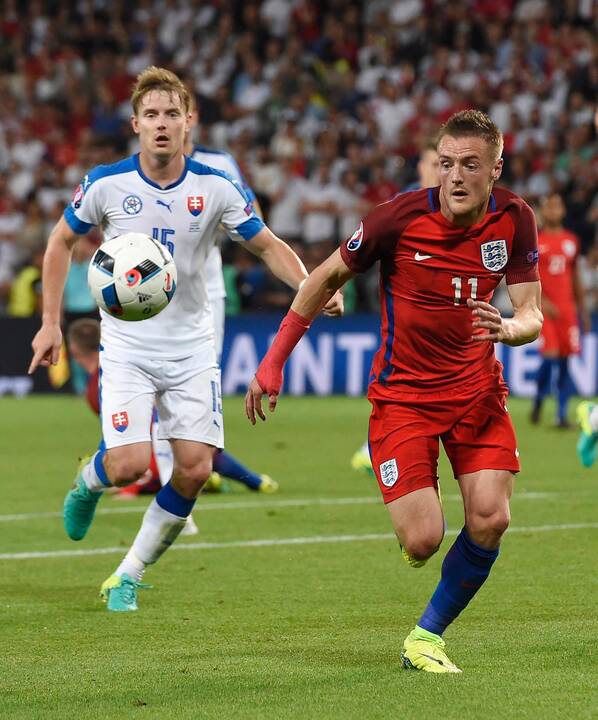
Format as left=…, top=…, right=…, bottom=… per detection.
left=379, top=458, right=399, bottom=487
left=112, top=411, right=129, bottom=433
left=187, top=195, right=204, bottom=216
left=480, top=239, right=508, bottom=271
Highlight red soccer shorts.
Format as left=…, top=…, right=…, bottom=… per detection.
left=538, top=308, right=580, bottom=356
left=368, top=389, right=520, bottom=504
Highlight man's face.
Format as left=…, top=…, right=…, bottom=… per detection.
left=131, top=90, right=190, bottom=159
left=438, top=135, right=503, bottom=224
left=540, top=194, right=565, bottom=225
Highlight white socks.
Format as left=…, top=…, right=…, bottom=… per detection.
left=590, top=405, right=598, bottom=433
left=82, top=454, right=109, bottom=493
left=115, top=499, right=187, bottom=581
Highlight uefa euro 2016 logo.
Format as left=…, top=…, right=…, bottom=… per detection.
left=123, top=195, right=143, bottom=215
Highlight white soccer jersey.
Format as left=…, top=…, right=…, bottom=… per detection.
left=64, top=154, right=264, bottom=363
left=190, top=145, right=257, bottom=300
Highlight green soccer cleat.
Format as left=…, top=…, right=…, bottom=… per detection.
left=400, top=544, right=427, bottom=568
left=63, top=456, right=102, bottom=541
left=203, top=472, right=230, bottom=493
left=257, top=474, right=279, bottom=494
left=401, top=626, right=462, bottom=673
left=576, top=402, right=597, bottom=468
left=350, top=443, right=374, bottom=477
left=99, top=573, right=151, bottom=612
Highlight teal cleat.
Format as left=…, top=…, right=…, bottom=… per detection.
left=100, top=573, right=151, bottom=612
left=576, top=402, right=598, bottom=468
left=63, top=457, right=102, bottom=541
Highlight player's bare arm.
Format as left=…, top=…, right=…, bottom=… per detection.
left=28, top=216, right=80, bottom=374
left=245, top=249, right=355, bottom=424
left=245, top=226, right=344, bottom=316
left=468, top=280, right=542, bottom=346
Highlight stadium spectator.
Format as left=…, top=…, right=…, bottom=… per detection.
left=0, top=0, right=595, bottom=313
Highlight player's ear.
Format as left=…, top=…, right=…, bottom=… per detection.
left=131, top=114, right=139, bottom=135
left=492, top=157, right=503, bottom=182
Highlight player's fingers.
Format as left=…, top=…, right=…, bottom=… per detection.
left=268, top=393, right=278, bottom=413
left=471, top=333, right=499, bottom=342
left=51, top=343, right=61, bottom=366
left=244, top=391, right=256, bottom=425
left=253, top=391, right=266, bottom=422
left=28, top=348, right=44, bottom=375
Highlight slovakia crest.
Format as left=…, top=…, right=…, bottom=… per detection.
left=112, top=411, right=129, bottom=433
left=347, top=222, right=364, bottom=251
left=187, top=195, right=204, bottom=216
left=379, top=458, right=398, bottom=487
left=480, top=239, right=508, bottom=271
left=123, top=195, right=143, bottom=215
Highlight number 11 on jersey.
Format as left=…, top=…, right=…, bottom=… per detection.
left=451, top=276, right=478, bottom=305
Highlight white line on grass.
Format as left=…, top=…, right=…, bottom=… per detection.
left=1, top=521, right=596, bottom=561
left=0, top=492, right=557, bottom=523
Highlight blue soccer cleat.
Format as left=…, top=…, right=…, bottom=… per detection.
left=576, top=402, right=598, bottom=468
left=63, top=456, right=102, bottom=541
left=99, top=573, right=151, bottom=612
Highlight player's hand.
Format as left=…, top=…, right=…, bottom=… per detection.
left=245, top=363, right=283, bottom=425
left=322, top=290, right=344, bottom=317
left=468, top=298, right=504, bottom=342
left=28, top=323, right=63, bottom=374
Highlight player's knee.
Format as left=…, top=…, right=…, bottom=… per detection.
left=401, top=533, right=443, bottom=561
left=468, top=508, right=510, bottom=543
left=174, top=458, right=213, bottom=490
left=107, top=457, right=150, bottom=486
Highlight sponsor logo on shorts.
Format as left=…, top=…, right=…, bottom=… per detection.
left=379, top=458, right=398, bottom=487
left=112, top=411, right=129, bottom=432
left=347, top=222, right=363, bottom=251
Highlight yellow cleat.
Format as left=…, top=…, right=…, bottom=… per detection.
left=350, top=443, right=374, bottom=476
left=257, top=474, right=278, bottom=494
left=400, top=544, right=427, bottom=568
left=401, top=627, right=462, bottom=673
left=203, top=472, right=229, bottom=493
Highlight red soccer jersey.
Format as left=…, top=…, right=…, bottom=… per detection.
left=537, top=228, right=579, bottom=310
left=340, top=187, right=539, bottom=400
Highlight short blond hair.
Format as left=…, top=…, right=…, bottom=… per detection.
left=131, top=66, right=191, bottom=115
left=438, top=110, right=504, bottom=161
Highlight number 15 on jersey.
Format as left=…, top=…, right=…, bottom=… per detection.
left=152, top=227, right=175, bottom=256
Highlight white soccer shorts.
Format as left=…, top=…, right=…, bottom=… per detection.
left=99, top=352, right=224, bottom=450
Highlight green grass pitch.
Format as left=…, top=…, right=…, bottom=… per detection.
left=0, top=394, right=596, bottom=719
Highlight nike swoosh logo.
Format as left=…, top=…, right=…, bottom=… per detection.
left=414, top=252, right=433, bottom=261
left=420, top=652, right=445, bottom=666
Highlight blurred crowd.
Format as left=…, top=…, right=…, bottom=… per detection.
left=0, top=0, right=596, bottom=317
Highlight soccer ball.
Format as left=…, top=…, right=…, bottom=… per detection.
left=88, top=233, right=177, bottom=321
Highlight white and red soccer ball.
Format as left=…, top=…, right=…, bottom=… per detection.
left=88, top=232, right=177, bottom=321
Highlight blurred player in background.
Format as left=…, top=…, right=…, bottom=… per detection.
left=246, top=111, right=542, bottom=673
left=185, top=101, right=278, bottom=494
left=29, top=66, right=340, bottom=613
left=577, top=400, right=598, bottom=467
left=530, top=193, right=590, bottom=427
left=351, top=142, right=440, bottom=476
